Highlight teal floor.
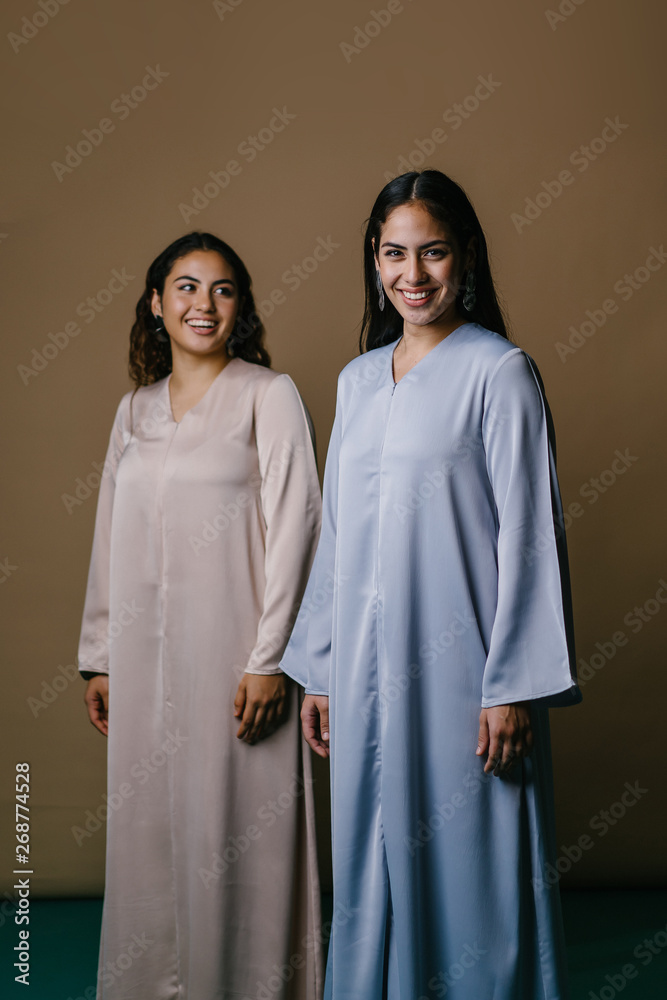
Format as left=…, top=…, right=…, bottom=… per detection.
left=1, top=891, right=665, bottom=998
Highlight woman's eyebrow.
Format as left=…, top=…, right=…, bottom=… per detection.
left=380, top=239, right=451, bottom=250
left=171, top=274, right=236, bottom=286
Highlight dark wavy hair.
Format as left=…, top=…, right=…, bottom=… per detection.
left=129, top=232, right=270, bottom=386
left=360, top=170, right=510, bottom=353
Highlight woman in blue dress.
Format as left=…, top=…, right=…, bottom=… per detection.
left=280, top=170, right=581, bottom=999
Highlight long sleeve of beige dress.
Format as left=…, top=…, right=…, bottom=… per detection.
left=78, top=358, right=324, bottom=1000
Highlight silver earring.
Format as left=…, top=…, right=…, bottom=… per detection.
left=152, top=313, right=169, bottom=343
left=375, top=269, right=385, bottom=312
left=463, top=271, right=476, bottom=312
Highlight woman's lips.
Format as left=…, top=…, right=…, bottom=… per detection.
left=186, top=319, right=219, bottom=335
left=397, top=288, right=437, bottom=307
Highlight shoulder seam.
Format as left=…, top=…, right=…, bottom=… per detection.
left=257, top=370, right=310, bottom=423
left=487, top=346, right=525, bottom=388
left=259, top=370, right=295, bottom=402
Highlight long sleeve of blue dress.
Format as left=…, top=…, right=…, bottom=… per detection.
left=481, top=349, right=580, bottom=707
left=280, top=383, right=344, bottom=695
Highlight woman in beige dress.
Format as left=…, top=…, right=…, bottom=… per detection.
left=78, top=232, right=324, bottom=1000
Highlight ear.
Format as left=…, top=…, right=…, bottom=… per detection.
left=371, top=236, right=380, bottom=268
left=150, top=289, right=161, bottom=316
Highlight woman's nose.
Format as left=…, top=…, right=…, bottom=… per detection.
left=404, top=254, right=427, bottom=284
left=195, top=295, right=215, bottom=312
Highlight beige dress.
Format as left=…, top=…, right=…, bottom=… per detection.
left=78, top=358, right=324, bottom=1000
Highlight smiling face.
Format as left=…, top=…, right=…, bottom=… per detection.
left=151, top=250, right=241, bottom=364
left=374, top=201, right=473, bottom=335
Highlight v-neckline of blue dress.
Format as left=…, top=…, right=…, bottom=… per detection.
left=390, top=322, right=473, bottom=386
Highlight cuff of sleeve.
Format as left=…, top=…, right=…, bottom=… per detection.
left=79, top=668, right=109, bottom=681
left=244, top=667, right=285, bottom=676
left=481, top=682, right=582, bottom=709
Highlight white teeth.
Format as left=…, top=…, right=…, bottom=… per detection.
left=402, top=290, right=433, bottom=300
left=188, top=320, right=216, bottom=328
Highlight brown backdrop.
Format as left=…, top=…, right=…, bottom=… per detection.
left=1, top=0, right=665, bottom=898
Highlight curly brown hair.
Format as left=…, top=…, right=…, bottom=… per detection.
left=129, top=232, right=270, bottom=386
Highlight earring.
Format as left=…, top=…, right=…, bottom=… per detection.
left=375, top=269, right=385, bottom=312
left=152, top=313, right=169, bottom=343
left=463, top=270, right=476, bottom=312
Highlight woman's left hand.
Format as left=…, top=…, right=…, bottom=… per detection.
left=476, top=702, right=533, bottom=776
left=234, top=673, right=288, bottom=744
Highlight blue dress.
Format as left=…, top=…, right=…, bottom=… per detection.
left=280, top=323, right=581, bottom=1000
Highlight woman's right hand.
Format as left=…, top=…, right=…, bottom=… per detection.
left=84, top=675, right=109, bottom=736
left=301, top=695, right=330, bottom=758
